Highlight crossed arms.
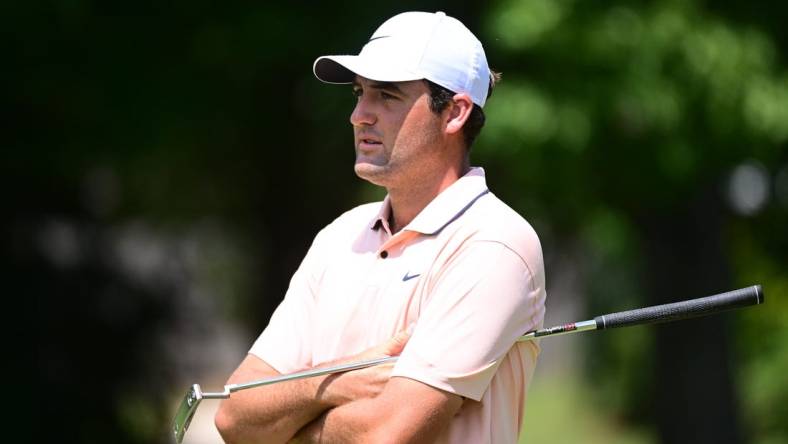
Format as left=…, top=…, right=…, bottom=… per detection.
left=214, top=330, right=463, bottom=443
left=215, top=240, right=544, bottom=443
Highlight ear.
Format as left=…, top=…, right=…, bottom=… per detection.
left=445, top=93, right=474, bottom=136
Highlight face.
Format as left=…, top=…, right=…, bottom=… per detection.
left=350, top=76, right=445, bottom=189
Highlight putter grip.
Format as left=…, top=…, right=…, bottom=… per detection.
left=594, top=285, right=763, bottom=330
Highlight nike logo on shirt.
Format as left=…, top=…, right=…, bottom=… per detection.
left=402, top=272, right=421, bottom=282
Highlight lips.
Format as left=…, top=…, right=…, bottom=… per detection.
left=357, top=133, right=383, bottom=150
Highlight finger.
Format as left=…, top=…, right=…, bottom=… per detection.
left=384, top=327, right=412, bottom=356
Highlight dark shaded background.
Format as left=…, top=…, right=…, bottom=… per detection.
left=8, top=1, right=787, bottom=443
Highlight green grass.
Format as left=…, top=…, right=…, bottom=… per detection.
left=520, top=375, right=655, bottom=444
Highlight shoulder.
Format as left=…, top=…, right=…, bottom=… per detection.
left=461, top=192, right=544, bottom=277
left=297, top=201, right=381, bottom=274
left=313, top=201, right=382, bottom=245
left=327, top=201, right=381, bottom=231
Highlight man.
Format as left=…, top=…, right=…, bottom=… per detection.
left=215, top=11, right=546, bottom=444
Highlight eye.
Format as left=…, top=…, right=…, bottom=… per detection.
left=380, top=91, right=396, bottom=100
left=351, top=87, right=363, bottom=98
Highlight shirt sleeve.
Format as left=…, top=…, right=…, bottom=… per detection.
left=248, top=230, right=327, bottom=374
left=390, top=240, right=546, bottom=401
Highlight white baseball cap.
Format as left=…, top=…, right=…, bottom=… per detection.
left=313, top=11, right=492, bottom=107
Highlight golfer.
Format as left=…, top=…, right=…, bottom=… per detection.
left=215, top=11, right=546, bottom=443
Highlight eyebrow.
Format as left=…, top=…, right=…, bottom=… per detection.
left=352, top=80, right=406, bottom=96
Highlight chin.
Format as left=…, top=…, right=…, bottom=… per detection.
left=354, top=163, right=389, bottom=186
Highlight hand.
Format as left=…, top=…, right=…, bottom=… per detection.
left=315, top=328, right=412, bottom=406
left=356, top=327, right=411, bottom=359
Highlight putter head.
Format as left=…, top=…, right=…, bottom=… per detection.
left=172, top=384, right=203, bottom=444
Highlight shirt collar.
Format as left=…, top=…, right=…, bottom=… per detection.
left=370, top=195, right=394, bottom=234
left=370, top=167, right=489, bottom=236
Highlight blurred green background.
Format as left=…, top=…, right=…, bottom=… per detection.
left=9, top=1, right=787, bottom=443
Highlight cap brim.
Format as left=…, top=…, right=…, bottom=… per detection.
left=313, top=55, right=422, bottom=84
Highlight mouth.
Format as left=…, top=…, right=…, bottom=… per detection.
left=357, top=136, right=383, bottom=151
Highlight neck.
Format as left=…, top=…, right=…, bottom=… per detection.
left=387, top=159, right=470, bottom=233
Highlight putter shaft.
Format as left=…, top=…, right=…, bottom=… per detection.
left=204, top=355, right=399, bottom=399
left=201, top=321, right=596, bottom=400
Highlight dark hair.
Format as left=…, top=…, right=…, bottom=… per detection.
left=425, top=71, right=501, bottom=150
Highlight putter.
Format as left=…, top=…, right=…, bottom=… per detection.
left=172, top=284, right=763, bottom=443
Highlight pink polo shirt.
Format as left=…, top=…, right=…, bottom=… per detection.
left=250, top=167, right=546, bottom=443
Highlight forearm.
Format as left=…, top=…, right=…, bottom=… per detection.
left=217, top=330, right=411, bottom=443
left=216, top=371, right=334, bottom=444
left=289, top=397, right=385, bottom=444
left=215, top=354, right=359, bottom=444
left=290, top=378, right=461, bottom=444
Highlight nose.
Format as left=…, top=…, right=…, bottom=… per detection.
left=350, top=96, right=376, bottom=127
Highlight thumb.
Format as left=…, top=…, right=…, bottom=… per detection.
left=383, top=326, right=413, bottom=356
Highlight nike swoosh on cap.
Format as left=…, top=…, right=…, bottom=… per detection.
left=402, top=272, right=421, bottom=282
left=368, top=35, right=390, bottom=43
